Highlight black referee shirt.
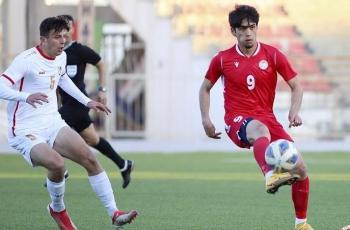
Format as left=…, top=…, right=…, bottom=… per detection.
left=59, top=41, right=101, bottom=105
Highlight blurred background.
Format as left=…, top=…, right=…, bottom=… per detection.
left=0, top=0, right=349, bottom=152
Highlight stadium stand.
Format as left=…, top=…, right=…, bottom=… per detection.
left=149, top=0, right=350, bottom=139
left=154, top=0, right=332, bottom=93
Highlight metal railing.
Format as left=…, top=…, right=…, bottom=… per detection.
left=102, top=23, right=146, bottom=138
left=108, top=73, right=145, bottom=138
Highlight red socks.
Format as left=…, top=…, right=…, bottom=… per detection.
left=292, top=177, right=309, bottom=219
left=253, top=137, right=271, bottom=174
left=253, top=137, right=309, bottom=219
left=254, top=137, right=309, bottom=219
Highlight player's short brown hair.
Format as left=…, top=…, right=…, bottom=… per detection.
left=40, top=17, right=69, bottom=37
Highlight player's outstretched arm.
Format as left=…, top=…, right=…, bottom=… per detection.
left=87, top=100, right=111, bottom=115
left=95, top=60, right=107, bottom=105
left=199, top=79, right=222, bottom=139
left=59, top=74, right=110, bottom=114
left=287, top=77, right=303, bottom=128
left=58, top=73, right=93, bottom=106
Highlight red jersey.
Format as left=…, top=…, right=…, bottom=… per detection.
left=205, top=42, right=297, bottom=122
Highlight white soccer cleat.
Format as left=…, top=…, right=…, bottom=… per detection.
left=112, top=210, right=138, bottom=229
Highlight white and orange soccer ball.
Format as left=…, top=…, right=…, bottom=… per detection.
left=265, top=139, right=299, bottom=171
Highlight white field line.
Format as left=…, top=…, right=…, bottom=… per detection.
left=1, top=172, right=350, bottom=181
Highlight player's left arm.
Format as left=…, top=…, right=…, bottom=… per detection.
left=95, top=60, right=107, bottom=105
left=79, top=44, right=107, bottom=105
left=58, top=74, right=110, bottom=114
left=275, top=48, right=303, bottom=128
left=286, top=77, right=303, bottom=128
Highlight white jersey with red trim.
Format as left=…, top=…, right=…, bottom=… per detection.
left=1, top=47, right=70, bottom=136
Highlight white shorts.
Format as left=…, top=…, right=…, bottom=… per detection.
left=8, top=118, right=68, bottom=167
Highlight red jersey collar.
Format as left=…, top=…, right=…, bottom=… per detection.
left=36, top=46, right=56, bottom=60
left=235, top=42, right=260, bottom=57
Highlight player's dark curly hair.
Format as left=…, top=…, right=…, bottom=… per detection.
left=228, top=5, right=259, bottom=29
left=57, top=14, right=75, bottom=23
left=40, top=17, right=69, bottom=37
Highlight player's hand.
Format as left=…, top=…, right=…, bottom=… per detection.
left=97, top=91, right=107, bottom=105
left=87, top=100, right=111, bottom=115
left=26, top=93, right=49, bottom=108
left=288, top=113, right=302, bottom=128
left=202, top=119, right=222, bottom=139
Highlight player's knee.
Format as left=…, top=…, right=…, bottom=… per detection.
left=293, top=157, right=308, bottom=179
left=84, top=135, right=99, bottom=146
left=81, top=152, right=101, bottom=173
left=46, top=155, right=65, bottom=173
left=247, top=121, right=271, bottom=143
left=255, top=123, right=270, bottom=138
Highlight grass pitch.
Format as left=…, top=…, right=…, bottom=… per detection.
left=0, top=152, right=350, bottom=230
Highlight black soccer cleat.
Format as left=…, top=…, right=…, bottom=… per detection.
left=121, top=160, right=134, bottom=189
left=44, top=170, right=69, bottom=188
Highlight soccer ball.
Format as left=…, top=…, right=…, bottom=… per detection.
left=265, top=139, right=299, bottom=171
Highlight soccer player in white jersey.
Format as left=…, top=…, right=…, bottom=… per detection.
left=0, top=17, right=138, bottom=229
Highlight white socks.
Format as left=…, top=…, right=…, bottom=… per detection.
left=46, top=178, right=65, bottom=212
left=47, top=171, right=118, bottom=217
left=295, top=218, right=307, bottom=226
left=89, top=171, right=118, bottom=217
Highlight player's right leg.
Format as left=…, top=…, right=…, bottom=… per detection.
left=53, top=126, right=138, bottom=227
left=80, top=124, right=134, bottom=189
left=61, top=103, right=134, bottom=189
left=9, top=130, right=77, bottom=229
left=267, top=116, right=312, bottom=228
left=225, top=116, right=298, bottom=193
left=246, top=119, right=299, bottom=193
left=289, top=155, right=311, bottom=229
left=31, top=144, right=76, bottom=230
left=245, top=119, right=272, bottom=173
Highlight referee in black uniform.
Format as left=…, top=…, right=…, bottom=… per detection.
left=57, top=15, right=133, bottom=188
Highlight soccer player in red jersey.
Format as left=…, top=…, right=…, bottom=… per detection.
left=199, top=5, right=313, bottom=230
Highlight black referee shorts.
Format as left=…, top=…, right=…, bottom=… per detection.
left=59, top=103, right=93, bottom=133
